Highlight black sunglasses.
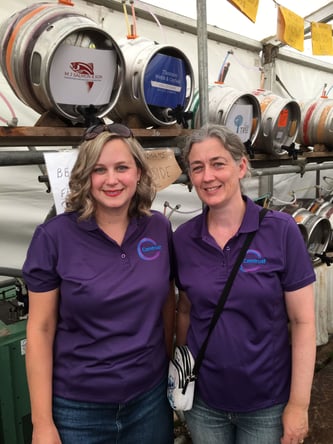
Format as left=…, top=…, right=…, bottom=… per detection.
left=83, top=123, right=133, bottom=141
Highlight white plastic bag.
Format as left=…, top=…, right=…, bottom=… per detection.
left=167, top=345, right=196, bottom=411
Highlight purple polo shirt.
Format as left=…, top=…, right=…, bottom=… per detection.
left=173, top=197, right=316, bottom=412
left=22, top=210, right=173, bottom=403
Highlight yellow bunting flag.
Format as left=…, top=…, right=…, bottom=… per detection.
left=227, top=0, right=259, bottom=23
left=311, top=22, right=333, bottom=56
left=277, top=5, right=304, bottom=52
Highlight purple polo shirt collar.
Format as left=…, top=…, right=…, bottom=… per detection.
left=75, top=213, right=141, bottom=239
left=198, top=196, right=261, bottom=240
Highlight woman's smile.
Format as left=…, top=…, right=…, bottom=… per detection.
left=103, top=188, right=123, bottom=197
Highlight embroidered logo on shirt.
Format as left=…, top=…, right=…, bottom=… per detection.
left=240, top=249, right=267, bottom=272
left=137, top=237, right=162, bottom=261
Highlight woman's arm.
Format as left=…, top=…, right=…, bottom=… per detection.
left=163, top=281, right=177, bottom=359
left=25, top=288, right=62, bottom=444
left=281, top=283, right=316, bottom=444
left=176, top=290, right=191, bottom=346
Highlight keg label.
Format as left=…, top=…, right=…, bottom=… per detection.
left=144, top=53, right=186, bottom=108
left=278, top=108, right=289, bottom=127
left=225, top=104, right=253, bottom=142
left=49, top=45, right=117, bottom=105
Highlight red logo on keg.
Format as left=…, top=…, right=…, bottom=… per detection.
left=70, top=62, right=95, bottom=91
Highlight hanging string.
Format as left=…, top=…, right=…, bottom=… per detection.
left=326, top=85, right=333, bottom=96
left=269, top=191, right=297, bottom=206
left=121, top=0, right=132, bottom=37
left=323, top=176, right=333, bottom=186
left=254, top=193, right=272, bottom=208
left=0, top=92, right=18, bottom=126
left=321, top=83, right=328, bottom=97
left=135, top=0, right=167, bottom=43
left=163, top=201, right=202, bottom=220
left=275, top=74, right=295, bottom=99
left=317, top=179, right=333, bottom=196
left=216, top=50, right=233, bottom=83
left=121, top=0, right=138, bottom=39
left=291, top=185, right=324, bottom=196
left=129, top=0, right=138, bottom=38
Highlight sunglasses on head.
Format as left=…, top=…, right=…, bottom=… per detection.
left=83, top=123, right=133, bottom=141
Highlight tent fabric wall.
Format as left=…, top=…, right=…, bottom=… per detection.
left=315, top=264, right=333, bottom=346
left=274, top=57, right=333, bottom=100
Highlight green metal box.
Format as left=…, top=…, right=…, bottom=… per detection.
left=0, top=318, right=32, bottom=444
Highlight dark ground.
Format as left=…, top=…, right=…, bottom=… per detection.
left=307, top=337, right=333, bottom=444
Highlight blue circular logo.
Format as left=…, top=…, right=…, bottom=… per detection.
left=240, top=249, right=266, bottom=272
left=137, top=237, right=162, bottom=261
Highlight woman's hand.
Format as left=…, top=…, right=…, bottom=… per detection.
left=281, top=402, right=308, bottom=444
left=32, top=422, right=62, bottom=444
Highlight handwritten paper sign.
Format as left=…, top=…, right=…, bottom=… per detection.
left=227, top=0, right=259, bottom=23
left=277, top=6, right=304, bottom=52
left=311, top=22, right=333, bottom=56
left=44, top=150, right=78, bottom=214
left=144, top=149, right=182, bottom=191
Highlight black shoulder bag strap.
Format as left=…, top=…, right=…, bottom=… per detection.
left=189, top=207, right=268, bottom=385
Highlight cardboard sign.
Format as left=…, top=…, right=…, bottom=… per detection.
left=145, top=149, right=182, bottom=191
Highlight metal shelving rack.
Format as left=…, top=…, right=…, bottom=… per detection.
left=1, top=124, right=333, bottom=175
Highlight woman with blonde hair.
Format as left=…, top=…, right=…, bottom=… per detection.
left=23, top=123, right=175, bottom=444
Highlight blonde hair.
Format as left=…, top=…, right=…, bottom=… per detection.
left=65, top=131, right=156, bottom=220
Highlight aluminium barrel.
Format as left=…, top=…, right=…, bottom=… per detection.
left=108, top=37, right=195, bottom=127
left=0, top=2, right=125, bottom=123
left=283, top=205, right=331, bottom=264
left=190, top=84, right=261, bottom=146
left=298, top=97, right=333, bottom=149
left=252, top=89, right=301, bottom=156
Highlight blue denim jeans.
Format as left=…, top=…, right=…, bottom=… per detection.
left=185, top=394, right=285, bottom=444
left=53, top=379, right=173, bottom=444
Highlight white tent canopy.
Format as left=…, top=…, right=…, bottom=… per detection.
left=145, top=0, right=333, bottom=58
